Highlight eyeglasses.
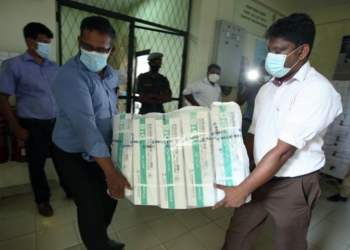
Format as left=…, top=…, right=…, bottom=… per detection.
left=81, top=41, right=112, bottom=54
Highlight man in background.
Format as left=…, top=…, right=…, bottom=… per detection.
left=183, top=64, right=222, bottom=106
left=136, top=53, right=172, bottom=114
left=0, top=22, right=70, bottom=217
left=237, top=60, right=271, bottom=138
left=327, top=169, right=350, bottom=202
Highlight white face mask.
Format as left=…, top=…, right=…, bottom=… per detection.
left=80, top=48, right=110, bottom=72
left=265, top=45, right=301, bottom=78
left=208, top=73, right=220, bottom=83
left=32, top=40, right=52, bottom=58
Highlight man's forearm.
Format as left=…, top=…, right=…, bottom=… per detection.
left=156, top=92, right=172, bottom=103
left=0, top=94, right=21, bottom=129
left=239, top=140, right=296, bottom=196
left=237, top=89, right=251, bottom=106
left=184, top=94, right=199, bottom=106
left=94, top=156, right=118, bottom=176
left=139, top=93, right=162, bottom=104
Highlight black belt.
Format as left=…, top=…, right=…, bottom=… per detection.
left=19, top=118, right=56, bottom=124
left=271, top=170, right=319, bottom=181
left=141, top=104, right=163, bottom=109
left=243, top=118, right=252, bottom=123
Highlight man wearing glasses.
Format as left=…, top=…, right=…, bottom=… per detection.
left=52, top=16, right=130, bottom=250
left=0, top=22, right=70, bottom=217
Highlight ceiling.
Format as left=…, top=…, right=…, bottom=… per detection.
left=290, top=0, right=350, bottom=11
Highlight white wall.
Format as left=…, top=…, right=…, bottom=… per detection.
left=0, top=0, right=57, bottom=61
left=0, top=0, right=59, bottom=188
left=308, top=3, right=350, bottom=80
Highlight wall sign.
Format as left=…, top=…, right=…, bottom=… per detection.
left=234, top=0, right=283, bottom=38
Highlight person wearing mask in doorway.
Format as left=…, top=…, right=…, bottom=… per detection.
left=237, top=60, right=271, bottom=139
left=213, top=13, right=342, bottom=250
left=183, top=64, right=222, bottom=106
left=135, top=53, right=172, bottom=114
left=51, top=16, right=130, bottom=250
left=0, top=22, right=70, bottom=217
left=327, top=168, right=350, bottom=202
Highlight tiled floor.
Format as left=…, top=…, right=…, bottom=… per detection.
left=0, top=183, right=349, bottom=250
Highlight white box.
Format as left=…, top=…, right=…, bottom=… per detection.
left=209, top=102, right=251, bottom=202
left=155, top=114, right=187, bottom=209
left=132, top=114, right=160, bottom=206
left=181, top=107, right=216, bottom=207
left=111, top=114, right=134, bottom=199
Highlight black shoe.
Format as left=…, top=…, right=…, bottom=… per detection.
left=109, top=239, right=125, bottom=250
left=37, top=202, right=54, bottom=217
left=327, top=194, right=347, bottom=202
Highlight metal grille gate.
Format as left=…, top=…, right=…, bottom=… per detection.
left=56, top=0, right=191, bottom=113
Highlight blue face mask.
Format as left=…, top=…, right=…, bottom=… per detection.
left=265, top=46, right=301, bottom=78
left=263, top=75, right=272, bottom=83
left=80, top=48, right=110, bottom=72
left=34, top=41, right=52, bottom=58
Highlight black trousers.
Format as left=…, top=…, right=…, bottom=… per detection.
left=139, top=106, right=165, bottom=114
left=53, top=145, right=118, bottom=250
left=19, top=118, right=70, bottom=203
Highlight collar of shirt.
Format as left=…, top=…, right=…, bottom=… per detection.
left=271, top=61, right=311, bottom=87
left=22, top=51, right=55, bottom=66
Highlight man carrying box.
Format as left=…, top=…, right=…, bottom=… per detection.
left=51, top=16, right=131, bottom=250
left=213, top=13, right=342, bottom=250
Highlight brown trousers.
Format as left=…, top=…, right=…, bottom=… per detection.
left=222, top=171, right=321, bottom=250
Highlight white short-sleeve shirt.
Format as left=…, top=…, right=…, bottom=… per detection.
left=183, top=77, right=222, bottom=106
left=248, top=61, right=342, bottom=177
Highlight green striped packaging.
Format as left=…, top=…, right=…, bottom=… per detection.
left=209, top=102, right=251, bottom=203
left=111, top=114, right=134, bottom=200
left=181, top=107, right=216, bottom=207
left=155, top=115, right=187, bottom=209
left=132, top=114, right=160, bottom=206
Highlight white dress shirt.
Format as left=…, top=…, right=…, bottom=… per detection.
left=183, top=77, right=222, bottom=106
left=248, top=61, right=342, bottom=177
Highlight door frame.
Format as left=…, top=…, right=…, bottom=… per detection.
left=56, top=0, right=192, bottom=112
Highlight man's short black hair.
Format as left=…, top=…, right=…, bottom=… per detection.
left=23, top=22, right=53, bottom=40
left=80, top=16, right=116, bottom=45
left=207, top=64, right=221, bottom=72
left=265, top=13, right=316, bottom=57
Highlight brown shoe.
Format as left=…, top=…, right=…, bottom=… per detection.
left=37, top=202, right=54, bottom=217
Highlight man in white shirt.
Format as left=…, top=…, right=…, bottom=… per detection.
left=183, top=64, right=222, bottom=106
left=213, top=13, right=342, bottom=250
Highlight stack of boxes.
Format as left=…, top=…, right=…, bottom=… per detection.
left=111, top=102, right=251, bottom=209
left=322, top=81, right=350, bottom=180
